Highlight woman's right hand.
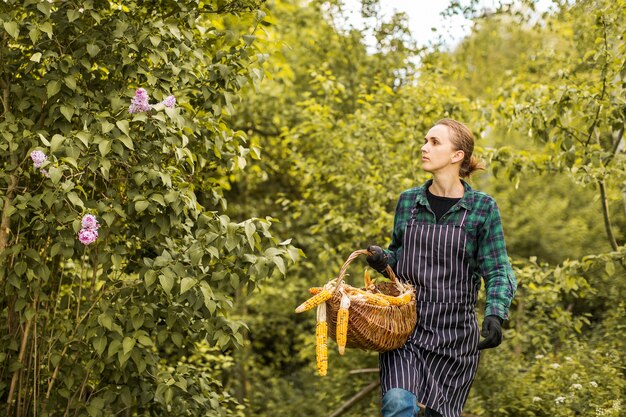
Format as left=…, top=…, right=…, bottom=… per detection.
left=366, top=245, right=388, bottom=273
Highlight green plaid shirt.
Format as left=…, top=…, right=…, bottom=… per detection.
left=383, top=179, right=517, bottom=320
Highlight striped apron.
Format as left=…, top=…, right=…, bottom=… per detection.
left=380, top=208, right=480, bottom=417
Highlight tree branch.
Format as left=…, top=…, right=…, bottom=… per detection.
left=328, top=380, right=379, bottom=417
left=6, top=298, right=37, bottom=415
left=598, top=180, right=618, bottom=251
left=585, top=17, right=609, bottom=148
left=606, top=124, right=624, bottom=165
left=0, top=81, right=16, bottom=259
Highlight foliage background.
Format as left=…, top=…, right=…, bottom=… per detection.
left=1, top=0, right=625, bottom=416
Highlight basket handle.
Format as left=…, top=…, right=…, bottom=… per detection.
left=332, top=249, right=404, bottom=296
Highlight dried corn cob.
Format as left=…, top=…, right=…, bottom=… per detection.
left=316, top=303, right=328, bottom=376
left=362, top=292, right=391, bottom=306
left=343, top=287, right=391, bottom=306
left=336, top=292, right=350, bottom=355
left=295, top=288, right=332, bottom=313
left=363, top=268, right=373, bottom=289
left=375, top=291, right=413, bottom=306
left=308, top=287, right=323, bottom=295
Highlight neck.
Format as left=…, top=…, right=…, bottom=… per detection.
left=429, top=174, right=464, bottom=198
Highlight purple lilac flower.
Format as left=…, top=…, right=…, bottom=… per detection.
left=161, top=95, right=176, bottom=108
left=81, top=214, right=100, bottom=230
left=40, top=169, right=50, bottom=178
left=128, top=88, right=152, bottom=114
left=30, top=150, right=47, bottom=168
left=78, top=228, right=99, bottom=245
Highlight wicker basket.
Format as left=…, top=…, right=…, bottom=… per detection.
left=326, top=249, right=417, bottom=352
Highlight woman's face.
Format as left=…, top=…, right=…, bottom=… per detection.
left=420, top=124, right=463, bottom=174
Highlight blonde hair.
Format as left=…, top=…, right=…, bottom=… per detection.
left=435, top=118, right=485, bottom=178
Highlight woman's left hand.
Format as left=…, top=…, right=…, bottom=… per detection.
left=477, top=315, right=503, bottom=350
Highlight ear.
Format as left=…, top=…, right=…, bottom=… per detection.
left=451, top=150, right=464, bottom=164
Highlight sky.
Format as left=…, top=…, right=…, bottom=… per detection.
left=340, top=0, right=474, bottom=48
left=341, top=0, right=555, bottom=49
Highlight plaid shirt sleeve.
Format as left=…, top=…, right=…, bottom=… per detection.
left=478, top=199, right=517, bottom=320
left=384, top=190, right=415, bottom=269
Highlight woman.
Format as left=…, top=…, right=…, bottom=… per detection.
left=366, top=118, right=517, bottom=417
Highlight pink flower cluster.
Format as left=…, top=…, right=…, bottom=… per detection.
left=78, top=214, right=100, bottom=245
left=128, top=88, right=152, bottom=114
left=161, top=95, right=176, bottom=108
left=128, top=88, right=176, bottom=114
left=30, top=150, right=50, bottom=177
left=30, top=150, right=47, bottom=168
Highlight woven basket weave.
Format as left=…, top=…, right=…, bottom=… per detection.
left=326, top=249, right=417, bottom=352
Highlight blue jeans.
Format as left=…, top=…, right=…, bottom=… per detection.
left=381, top=388, right=443, bottom=417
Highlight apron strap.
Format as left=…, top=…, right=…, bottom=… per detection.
left=459, top=208, right=469, bottom=227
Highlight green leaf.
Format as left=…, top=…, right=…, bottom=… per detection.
left=28, top=27, right=40, bottom=44
left=48, top=166, right=62, bottom=183
left=3, top=21, right=19, bottom=39
left=245, top=221, right=256, bottom=250
left=46, top=80, right=61, bottom=98
left=40, top=22, right=53, bottom=38
left=50, top=243, right=62, bottom=257
left=111, top=254, right=122, bottom=269
left=207, top=246, right=219, bottom=259
left=76, top=131, right=91, bottom=147
left=243, top=34, right=256, bottom=46
left=117, top=135, right=134, bottom=150
left=150, top=35, right=161, bottom=46
left=102, top=211, right=115, bottom=226
left=14, top=261, right=27, bottom=277
left=159, top=274, right=174, bottom=295
left=93, top=336, right=107, bottom=356
left=61, top=156, right=78, bottom=169
left=137, top=335, right=153, bottom=347
left=149, top=193, right=165, bottom=206
left=230, top=274, right=239, bottom=288
left=131, top=314, right=144, bottom=330
left=107, top=339, right=121, bottom=357
left=50, top=134, right=65, bottom=152
left=60, top=106, right=74, bottom=122
left=118, top=350, right=130, bottom=367
left=100, top=158, right=111, bottom=180
left=605, top=261, right=615, bottom=276
left=272, top=256, right=286, bottom=275
left=101, top=121, right=114, bottom=134
left=86, top=43, right=100, bottom=57
left=218, top=333, right=230, bottom=349
left=171, top=332, right=183, bottom=347
left=66, top=191, right=84, bottom=209
left=67, top=9, right=81, bottom=22
left=86, top=398, right=104, bottom=417
left=180, top=277, right=196, bottom=294
left=144, top=270, right=157, bottom=287
left=98, top=313, right=113, bottom=330
left=122, top=337, right=135, bottom=355
left=38, top=133, right=50, bottom=146
left=174, top=377, right=188, bottom=392
left=135, top=200, right=149, bottom=213
left=64, top=75, right=77, bottom=90
left=189, top=249, right=203, bottom=266
left=116, top=120, right=130, bottom=136
left=98, top=139, right=111, bottom=156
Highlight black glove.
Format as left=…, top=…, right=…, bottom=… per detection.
left=477, top=315, right=503, bottom=350
left=366, top=245, right=388, bottom=273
